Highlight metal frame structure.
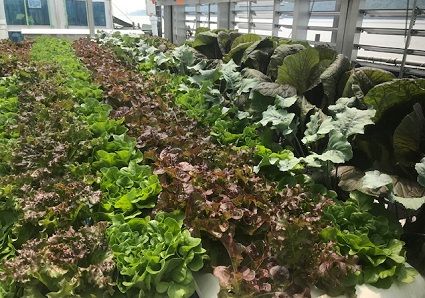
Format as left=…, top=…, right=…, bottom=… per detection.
left=158, top=0, right=425, bottom=76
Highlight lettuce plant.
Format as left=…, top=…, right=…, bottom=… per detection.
left=99, top=160, right=161, bottom=212
left=107, top=212, right=207, bottom=298
left=0, top=223, right=115, bottom=297
left=321, top=193, right=417, bottom=289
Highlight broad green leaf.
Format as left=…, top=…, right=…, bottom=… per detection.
left=393, top=103, right=425, bottom=165
left=320, top=227, right=338, bottom=241
left=396, top=266, right=418, bottom=283
left=315, top=44, right=337, bottom=61
left=192, top=31, right=223, bottom=59
left=333, top=107, right=376, bottom=137
left=242, top=68, right=271, bottom=82
left=320, top=54, right=351, bottom=107
left=115, top=193, right=134, bottom=212
left=276, top=95, right=297, bottom=109
left=189, top=68, right=221, bottom=87
left=223, top=42, right=253, bottom=64
left=363, top=268, right=380, bottom=284
left=316, top=131, right=353, bottom=164
left=328, top=97, right=356, bottom=114
left=251, top=82, right=296, bottom=106
left=277, top=48, right=321, bottom=95
left=341, top=67, right=396, bottom=98
left=391, top=194, right=425, bottom=210
left=241, top=38, right=275, bottom=73
left=192, top=31, right=217, bottom=47
left=223, top=34, right=262, bottom=64
left=363, top=78, right=425, bottom=121
left=254, top=146, right=300, bottom=173
left=173, top=45, right=195, bottom=64
left=362, top=171, right=392, bottom=189
left=377, top=266, right=397, bottom=279
left=258, top=105, right=296, bottom=135
left=302, top=111, right=330, bottom=144
left=416, top=158, right=425, bottom=187
left=217, top=31, right=231, bottom=55
left=167, top=282, right=194, bottom=298
left=316, top=117, right=335, bottom=135
left=220, top=60, right=242, bottom=92
left=156, top=281, right=169, bottom=293
left=267, top=44, right=305, bottom=81
left=230, top=33, right=261, bottom=50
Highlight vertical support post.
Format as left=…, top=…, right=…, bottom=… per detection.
left=336, top=0, right=365, bottom=60
left=104, top=0, right=114, bottom=29
left=163, top=5, right=173, bottom=42
left=292, top=0, right=309, bottom=40
left=400, top=0, right=418, bottom=78
left=0, top=0, right=8, bottom=39
left=173, top=5, right=186, bottom=44
left=156, top=5, right=162, bottom=37
left=195, top=4, right=200, bottom=29
left=86, top=0, right=95, bottom=37
left=229, top=2, right=235, bottom=30
left=272, top=0, right=280, bottom=36
left=247, top=1, right=252, bottom=33
left=50, top=0, right=67, bottom=28
left=208, top=4, right=211, bottom=28
left=331, top=0, right=342, bottom=44
left=217, top=2, right=231, bottom=29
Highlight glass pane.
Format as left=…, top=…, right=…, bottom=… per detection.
left=66, top=0, right=88, bottom=26
left=94, top=2, right=106, bottom=26
left=362, top=0, right=425, bottom=9
left=5, top=0, right=26, bottom=25
left=27, top=0, right=50, bottom=25
left=311, top=0, right=336, bottom=11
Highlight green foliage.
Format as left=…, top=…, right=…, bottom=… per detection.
left=393, top=103, right=425, bottom=166
left=223, top=34, right=262, bottom=64
left=1, top=223, right=115, bottom=297
left=240, top=38, right=275, bottom=74
left=254, top=145, right=300, bottom=173
left=192, top=31, right=222, bottom=59
left=363, top=79, right=425, bottom=121
left=0, top=36, right=172, bottom=297
left=211, top=118, right=259, bottom=146
left=321, top=193, right=416, bottom=288
left=107, top=212, right=207, bottom=298
left=340, top=67, right=396, bottom=99
left=277, top=48, right=321, bottom=94
left=175, top=85, right=211, bottom=120
left=304, top=131, right=353, bottom=166
left=259, top=105, right=297, bottom=136
left=100, top=161, right=161, bottom=212
left=267, top=44, right=305, bottom=81
left=97, top=32, right=425, bottom=296
left=416, top=158, right=425, bottom=187
left=320, top=54, right=351, bottom=107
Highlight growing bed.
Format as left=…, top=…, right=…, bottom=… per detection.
left=0, top=31, right=424, bottom=297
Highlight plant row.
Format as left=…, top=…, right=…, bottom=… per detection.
left=87, top=32, right=419, bottom=296
left=0, top=37, right=206, bottom=298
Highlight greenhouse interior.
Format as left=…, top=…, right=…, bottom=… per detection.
left=1, top=0, right=425, bottom=297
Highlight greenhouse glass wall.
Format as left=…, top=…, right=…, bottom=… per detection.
left=160, top=0, right=425, bottom=75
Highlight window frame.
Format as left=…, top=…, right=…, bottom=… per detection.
left=4, top=0, right=51, bottom=26
left=65, top=0, right=108, bottom=27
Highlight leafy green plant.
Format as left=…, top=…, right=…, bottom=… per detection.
left=100, top=160, right=161, bottom=213
left=1, top=223, right=115, bottom=297
left=91, top=32, right=425, bottom=296
left=107, top=212, right=207, bottom=298
left=321, top=192, right=417, bottom=289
